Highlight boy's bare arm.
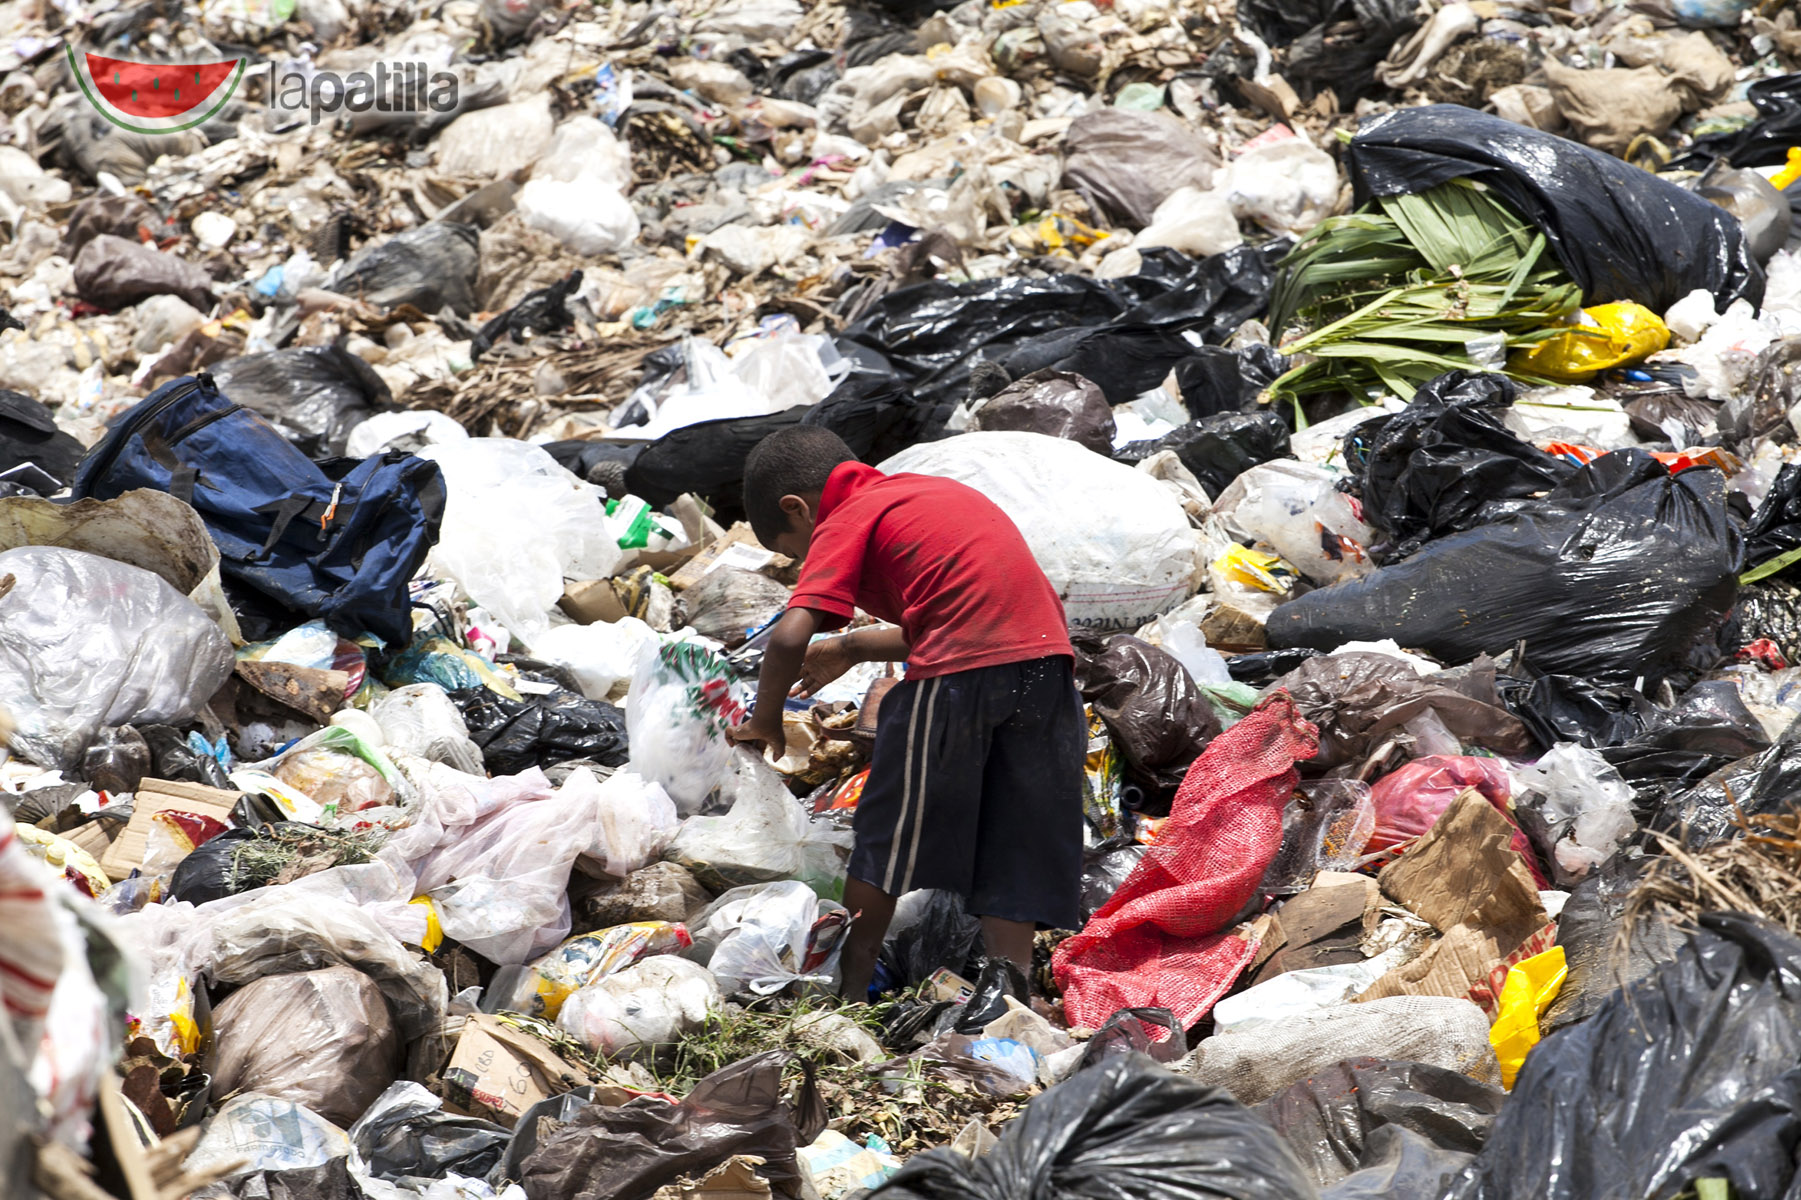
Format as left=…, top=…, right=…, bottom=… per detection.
left=730, top=607, right=819, bottom=748
left=796, top=623, right=909, bottom=695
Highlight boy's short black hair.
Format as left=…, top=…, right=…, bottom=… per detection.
left=743, top=426, right=858, bottom=546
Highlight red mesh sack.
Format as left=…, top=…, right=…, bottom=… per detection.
left=1052, top=693, right=1319, bottom=1030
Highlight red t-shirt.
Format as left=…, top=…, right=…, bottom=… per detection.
left=787, top=461, right=1074, bottom=678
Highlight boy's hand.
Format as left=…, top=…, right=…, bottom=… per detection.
left=729, top=714, right=787, bottom=756
left=795, top=636, right=856, bottom=697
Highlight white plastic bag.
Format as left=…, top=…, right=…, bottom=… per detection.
left=517, top=178, right=641, bottom=256
left=532, top=119, right=632, bottom=190
left=185, top=1094, right=348, bottom=1180
left=556, top=956, right=721, bottom=1057
left=345, top=410, right=469, bottom=458
left=531, top=617, right=660, bottom=702
left=1210, top=460, right=1377, bottom=586
left=420, top=439, right=624, bottom=647
left=625, top=641, right=751, bottom=814
left=1220, top=139, right=1340, bottom=237
left=371, top=685, right=484, bottom=775
left=732, top=330, right=845, bottom=412
left=668, top=751, right=855, bottom=898
left=0, top=546, right=234, bottom=769
left=690, top=880, right=849, bottom=995
left=878, top=432, right=1202, bottom=633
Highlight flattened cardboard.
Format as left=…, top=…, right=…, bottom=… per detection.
left=439, top=1014, right=599, bottom=1128
left=97, top=778, right=240, bottom=883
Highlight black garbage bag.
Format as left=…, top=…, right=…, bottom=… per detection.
left=1719, top=338, right=1801, bottom=454
left=1227, top=647, right=1321, bottom=685
left=451, top=686, right=630, bottom=775
left=1447, top=913, right=1801, bottom=1200
left=1268, top=451, right=1743, bottom=685
left=1672, top=73, right=1801, bottom=170
left=471, top=269, right=583, bottom=360
left=1116, top=411, right=1291, bottom=497
left=836, top=245, right=1281, bottom=426
left=210, top=344, right=392, bottom=458
left=869, top=1054, right=1319, bottom=1200
left=1172, top=345, right=1288, bottom=419
left=622, top=372, right=934, bottom=512
left=134, top=724, right=233, bottom=790
left=969, top=370, right=1116, bottom=455
left=1348, top=106, right=1762, bottom=313
left=1541, top=857, right=1683, bottom=1033
left=352, top=1087, right=511, bottom=1187
left=1254, top=1057, right=1505, bottom=1190
left=879, top=889, right=984, bottom=990
left=1081, top=841, right=1147, bottom=922
left=1074, top=635, right=1221, bottom=792
left=1650, top=728, right=1801, bottom=849
left=1745, top=461, right=1801, bottom=575
left=329, top=222, right=480, bottom=315
left=952, top=958, right=1030, bottom=1035
left=0, top=390, right=85, bottom=485
left=167, top=823, right=377, bottom=905
left=1341, top=371, right=1574, bottom=558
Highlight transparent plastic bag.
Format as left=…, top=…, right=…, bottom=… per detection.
left=1511, top=744, right=1637, bottom=886
left=0, top=546, right=233, bottom=769
left=371, top=685, right=484, bottom=775
left=410, top=767, right=678, bottom=964
left=556, top=955, right=722, bottom=1057
left=668, top=751, right=855, bottom=898
left=253, top=725, right=410, bottom=820
left=625, top=641, right=751, bottom=815
left=200, top=891, right=448, bottom=1041
left=1212, top=460, right=1378, bottom=587
left=209, top=965, right=399, bottom=1127
left=690, top=880, right=852, bottom=996
left=419, top=439, right=624, bottom=647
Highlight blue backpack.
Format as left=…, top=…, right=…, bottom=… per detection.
left=72, top=372, right=445, bottom=647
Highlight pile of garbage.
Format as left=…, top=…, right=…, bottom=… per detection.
left=10, top=0, right=1801, bottom=1193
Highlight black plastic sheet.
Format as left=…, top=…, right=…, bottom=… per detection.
left=835, top=245, right=1281, bottom=425
left=970, top=369, right=1116, bottom=455
left=328, top=222, right=480, bottom=315
left=1541, top=858, right=1683, bottom=1033
left=1448, top=914, right=1801, bottom=1200
left=0, top=389, right=85, bottom=484
left=878, top=889, right=984, bottom=991
left=1269, top=451, right=1743, bottom=685
left=869, top=1055, right=1319, bottom=1200
left=353, top=1094, right=511, bottom=1186
left=1348, top=106, right=1762, bottom=313
left=1650, top=729, right=1801, bottom=849
left=1673, top=73, right=1801, bottom=170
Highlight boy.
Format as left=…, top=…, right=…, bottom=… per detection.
left=728, top=426, right=1084, bottom=1001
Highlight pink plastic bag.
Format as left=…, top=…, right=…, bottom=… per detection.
left=1368, top=755, right=1548, bottom=887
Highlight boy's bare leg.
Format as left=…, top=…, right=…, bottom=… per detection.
left=839, top=876, right=898, bottom=1001
left=979, top=916, right=1035, bottom=984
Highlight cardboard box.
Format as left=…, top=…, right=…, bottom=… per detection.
left=666, top=524, right=791, bottom=592
left=98, top=778, right=240, bottom=883
left=439, top=1014, right=598, bottom=1127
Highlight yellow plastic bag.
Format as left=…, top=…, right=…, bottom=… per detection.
left=1213, top=546, right=1300, bottom=594
left=1509, top=303, right=1671, bottom=383
left=1489, top=945, right=1567, bottom=1089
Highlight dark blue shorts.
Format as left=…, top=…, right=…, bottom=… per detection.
left=848, top=654, right=1086, bottom=929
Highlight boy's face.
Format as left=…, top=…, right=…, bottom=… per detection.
left=771, top=493, right=816, bottom=560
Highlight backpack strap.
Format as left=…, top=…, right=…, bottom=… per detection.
left=169, top=466, right=198, bottom=506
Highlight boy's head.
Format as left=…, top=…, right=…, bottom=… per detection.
left=743, top=426, right=857, bottom=558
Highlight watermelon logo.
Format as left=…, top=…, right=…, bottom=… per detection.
left=66, top=47, right=245, bottom=136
